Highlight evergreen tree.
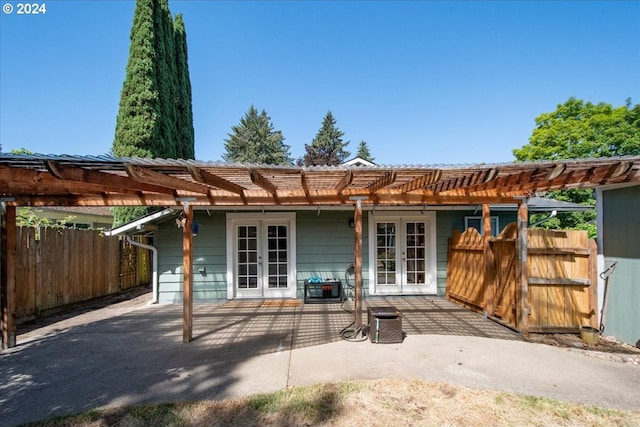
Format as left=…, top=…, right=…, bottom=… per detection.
left=153, top=0, right=178, bottom=158
left=223, top=106, right=292, bottom=165
left=173, top=14, right=195, bottom=159
left=113, top=0, right=160, bottom=158
left=112, top=0, right=194, bottom=226
left=301, top=111, right=350, bottom=166
left=355, top=140, right=375, bottom=162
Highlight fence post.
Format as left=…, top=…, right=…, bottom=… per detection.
left=482, top=204, right=496, bottom=316
left=1, top=206, right=17, bottom=349
left=516, top=200, right=529, bottom=336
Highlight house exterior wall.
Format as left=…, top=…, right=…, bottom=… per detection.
left=156, top=211, right=228, bottom=303
left=296, top=210, right=365, bottom=298
left=601, top=185, right=640, bottom=347
left=154, top=208, right=516, bottom=303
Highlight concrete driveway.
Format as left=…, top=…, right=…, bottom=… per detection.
left=1, top=294, right=639, bottom=426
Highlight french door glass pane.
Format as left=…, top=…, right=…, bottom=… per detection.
left=405, top=222, right=426, bottom=285
left=267, top=225, right=288, bottom=288
left=237, top=225, right=259, bottom=289
left=376, top=222, right=396, bottom=285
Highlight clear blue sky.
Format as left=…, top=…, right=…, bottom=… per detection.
left=1, top=1, right=639, bottom=165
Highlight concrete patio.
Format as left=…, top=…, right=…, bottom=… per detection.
left=3, top=293, right=639, bottom=427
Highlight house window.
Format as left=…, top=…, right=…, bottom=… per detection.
left=464, top=216, right=499, bottom=236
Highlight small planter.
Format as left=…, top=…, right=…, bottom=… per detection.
left=580, top=326, right=600, bottom=344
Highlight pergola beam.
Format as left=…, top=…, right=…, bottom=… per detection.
left=126, top=165, right=210, bottom=195
left=250, top=169, right=279, bottom=203
left=45, top=161, right=174, bottom=195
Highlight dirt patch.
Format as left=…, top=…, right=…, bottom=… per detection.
left=526, top=333, right=640, bottom=365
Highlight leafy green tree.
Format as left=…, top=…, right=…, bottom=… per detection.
left=173, top=14, right=195, bottom=160
left=355, top=140, right=375, bottom=162
left=513, top=97, right=640, bottom=160
left=11, top=148, right=34, bottom=155
left=223, top=106, right=292, bottom=165
left=301, top=111, right=350, bottom=166
left=514, top=97, right=640, bottom=238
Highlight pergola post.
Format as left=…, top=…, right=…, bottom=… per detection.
left=353, top=198, right=364, bottom=331
left=182, top=205, right=194, bottom=343
left=516, top=199, right=529, bottom=336
left=1, top=205, right=17, bottom=349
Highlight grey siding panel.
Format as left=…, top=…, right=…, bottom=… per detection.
left=602, top=186, right=640, bottom=346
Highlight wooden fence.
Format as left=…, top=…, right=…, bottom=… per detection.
left=14, top=227, right=152, bottom=321
left=446, top=224, right=598, bottom=333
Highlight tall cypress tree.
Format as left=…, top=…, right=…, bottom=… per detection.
left=173, top=14, right=195, bottom=159
left=300, top=111, right=350, bottom=166
left=113, top=0, right=193, bottom=160
left=112, top=0, right=194, bottom=226
left=113, top=0, right=160, bottom=158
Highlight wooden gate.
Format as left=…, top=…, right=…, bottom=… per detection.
left=447, top=224, right=598, bottom=333
left=489, top=223, right=518, bottom=328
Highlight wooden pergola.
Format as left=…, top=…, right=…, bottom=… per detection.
left=1, top=154, right=639, bottom=347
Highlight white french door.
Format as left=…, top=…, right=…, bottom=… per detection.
left=368, top=213, right=437, bottom=295
left=227, top=213, right=296, bottom=299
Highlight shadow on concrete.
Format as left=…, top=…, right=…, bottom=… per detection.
left=1, top=294, right=518, bottom=426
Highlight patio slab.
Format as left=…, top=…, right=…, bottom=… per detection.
left=2, top=293, right=638, bottom=427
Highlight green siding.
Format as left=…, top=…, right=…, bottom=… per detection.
left=156, top=211, right=227, bottom=303
left=602, top=186, right=640, bottom=347
left=154, top=209, right=520, bottom=302
left=296, top=211, right=366, bottom=298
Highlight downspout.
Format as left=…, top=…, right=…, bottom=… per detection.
left=126, top=236, right=159, bottom=304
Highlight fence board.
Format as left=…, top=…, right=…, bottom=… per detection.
left=446, top=228, right=485, bottom=311
left=447, top=224, right=597, bottom=333
left=14, top=227, right=152, bottom=321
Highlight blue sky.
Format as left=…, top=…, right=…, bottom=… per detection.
left=1, top=1, right=639, bottom=165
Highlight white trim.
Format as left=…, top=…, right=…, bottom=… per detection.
left=105, top=208, right=175, bottom=236
left=226, top=212, right=296, bottom=299
left=343, top=157, right=376, bottom=167
left=464, top=216, right=499, bottom=236
left=595, top=187, right=605, bottom=325
left=367, top=211, right=437, bottom=296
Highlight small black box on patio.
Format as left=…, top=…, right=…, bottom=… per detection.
left=367, top=306, right=403, bottom=344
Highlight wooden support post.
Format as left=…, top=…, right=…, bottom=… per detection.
left=516, top=199, right=529, bottom=336
left=353, top=199, right=363, bottom=331
left=482, top=204, right=496, bottom=316
left=1, top=205, right=17, bottom=349
left=182, top=206, right=194, bottom=343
